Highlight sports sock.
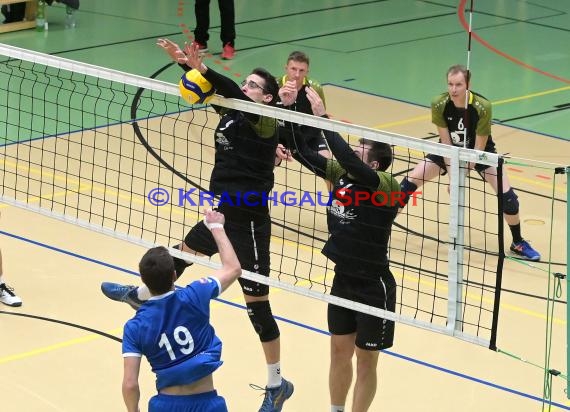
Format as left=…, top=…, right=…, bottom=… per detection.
left=267, top=362, right=282, bottom=388
left=509, top=223, right=523, bottom=244
left=137, top=285, right=151, bottom=301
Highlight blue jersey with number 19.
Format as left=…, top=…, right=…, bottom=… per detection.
left=122, top=277, right=223, bottom=390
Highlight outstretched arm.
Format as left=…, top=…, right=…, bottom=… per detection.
left=157, top=38, right=248, bottom=101
left=305, top=87, right=380, bottom=188
left=204, top=210, right=241, bottom=292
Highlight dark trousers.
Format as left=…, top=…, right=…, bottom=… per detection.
left=194, top=0, right=235, bottom=46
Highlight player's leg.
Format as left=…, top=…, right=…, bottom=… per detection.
left=399, top=155, right=445, bottom=209
left=328, top=273, right=358, bottom=411
left=193, top=0, right=211, bottom=50
left=329, top=333, right=356, bottom=410
left=352, top=270, right=396, bottom=411
left=352, top=348, right=379, bottom=412
left=217, top=0, right=235, bottom=47
left=479, top=166, right=540, bottom=261
left=234, top=212, right=293, bottom=411
left=100, top=221, right=216, bottom=308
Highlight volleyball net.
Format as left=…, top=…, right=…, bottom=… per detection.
left=0, top=43, right=504, bottom=348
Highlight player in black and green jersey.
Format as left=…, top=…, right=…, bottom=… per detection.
left=277, top=51, right=331, bottom=156
left=399, top=64, right=540, bottom=261
left=102, top=39, right=294, bottom=412
left=286, top=86, right=397, bottom=412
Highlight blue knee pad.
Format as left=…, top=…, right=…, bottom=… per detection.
left=502, top=188, right=519, bottom=215
left=246, top=301, right=280, bottom=342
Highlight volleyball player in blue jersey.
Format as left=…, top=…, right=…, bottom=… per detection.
left=121, top=209, right=240, bottom=412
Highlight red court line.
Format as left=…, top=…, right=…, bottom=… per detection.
left=536, top=175, right=551, bottom=180
left=507, top=167, right=523, bottom=173
left=458, top=0, right=570, bottom=84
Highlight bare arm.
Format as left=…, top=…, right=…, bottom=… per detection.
left=122, top=356, right=141, bottom=412
left=437, top=126, right=453, bottom=169
left=278, top=79, right=298, bottom=107
left=204, top=210, right=241, bottom=292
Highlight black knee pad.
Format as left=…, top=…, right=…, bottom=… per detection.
left=246, top=301, right=280, bottom=342
left=399, top=178, right=418, bottom=207
left=502, top=188, right=519, bottom=215
left=171, top=244, right=192, bottom=279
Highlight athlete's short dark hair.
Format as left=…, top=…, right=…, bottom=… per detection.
left=286, top=51, right=310, bottom=65
left=359, top=138, right=393, bottom=171
left=251, top=67, right=279, bottom=105
left=447, top=64, right=471, bottom=83
left=139, top=246, right=175, bottom=295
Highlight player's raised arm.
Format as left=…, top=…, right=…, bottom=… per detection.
left=204, top=209, right=241, bottom=292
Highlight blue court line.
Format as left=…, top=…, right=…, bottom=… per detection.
left=1, top=228, right=568, bottom=410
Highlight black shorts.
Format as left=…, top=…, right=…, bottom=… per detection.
left=328, top=266, right=396, bottom=351
left=426, top=138, right=497, bottom=174
left=184, top=202, right=271, bottom=296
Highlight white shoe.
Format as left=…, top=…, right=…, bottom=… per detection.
left=0, top=283, right=22, bottom=307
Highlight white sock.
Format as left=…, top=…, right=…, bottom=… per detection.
left=137, top=285, right=151, bottom=300
left=267, top=362, right=282, bottom=388
left=331, top=406, right=345, bottom=412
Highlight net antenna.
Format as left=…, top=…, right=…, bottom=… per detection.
left=0, top=43, right=502, bottom=348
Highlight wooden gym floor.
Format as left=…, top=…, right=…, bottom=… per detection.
left=1, top=1, right=569, bottom=411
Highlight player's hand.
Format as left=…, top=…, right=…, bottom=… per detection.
left=181, top=42, right=208, bottom=73
left=306, top=87, right=326, bottom=116
left=204, top=209, right=225, bottom=230
left=275, top=144, right=292, bottom=164
left=157, top=38, right=187, bottom=64
left=278, top=80, right=298, bottom=106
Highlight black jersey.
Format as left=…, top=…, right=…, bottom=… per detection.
left=209, top=109, right=277, bottom=199
left=323, top=162, right=399, bottom=270
left=276, top=76, right=326, bottom=145
left=180, top=65, right=278, bottom=200
left=431, top=91, right=495, bottom=151
left=289, top=127, right=399, bottom=274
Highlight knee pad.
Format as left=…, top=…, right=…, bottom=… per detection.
left=502, top=188, right=519, bottom=215
left=171, top=244, right=192, bottom=279
left=399, top=178, right=418, bottom=207
left=246, top=301, right=280, bottom=342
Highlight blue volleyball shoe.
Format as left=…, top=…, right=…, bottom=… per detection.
left=510, top=240, right=540, bottom=261
left=100, top=282, right=144, bottom=310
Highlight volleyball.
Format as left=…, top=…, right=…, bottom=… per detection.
left=179, top=69, right=215, bottom=104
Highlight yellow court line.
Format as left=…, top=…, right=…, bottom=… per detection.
left=402, top=271, right=566, bottom=326
left=370, top=84, right=570, bottom=129
left=374, top=114, right=430, bottom=130
left=493, top=85, right=570, bottom=106
left=0, top=275, right=330, bottom=367
left=509, top=174, right=567, bottom=193
left=0, top=327, right=122, bottom=365
left=0, top=264, right=563, bottom=369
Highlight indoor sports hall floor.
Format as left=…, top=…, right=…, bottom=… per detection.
left=1, top=1, right=569, bottom=411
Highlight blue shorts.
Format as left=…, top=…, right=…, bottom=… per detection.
left=149, top=390, right=227, bottom=412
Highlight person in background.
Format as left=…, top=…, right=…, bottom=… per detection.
left=193, top=0, right=236, bottom=60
